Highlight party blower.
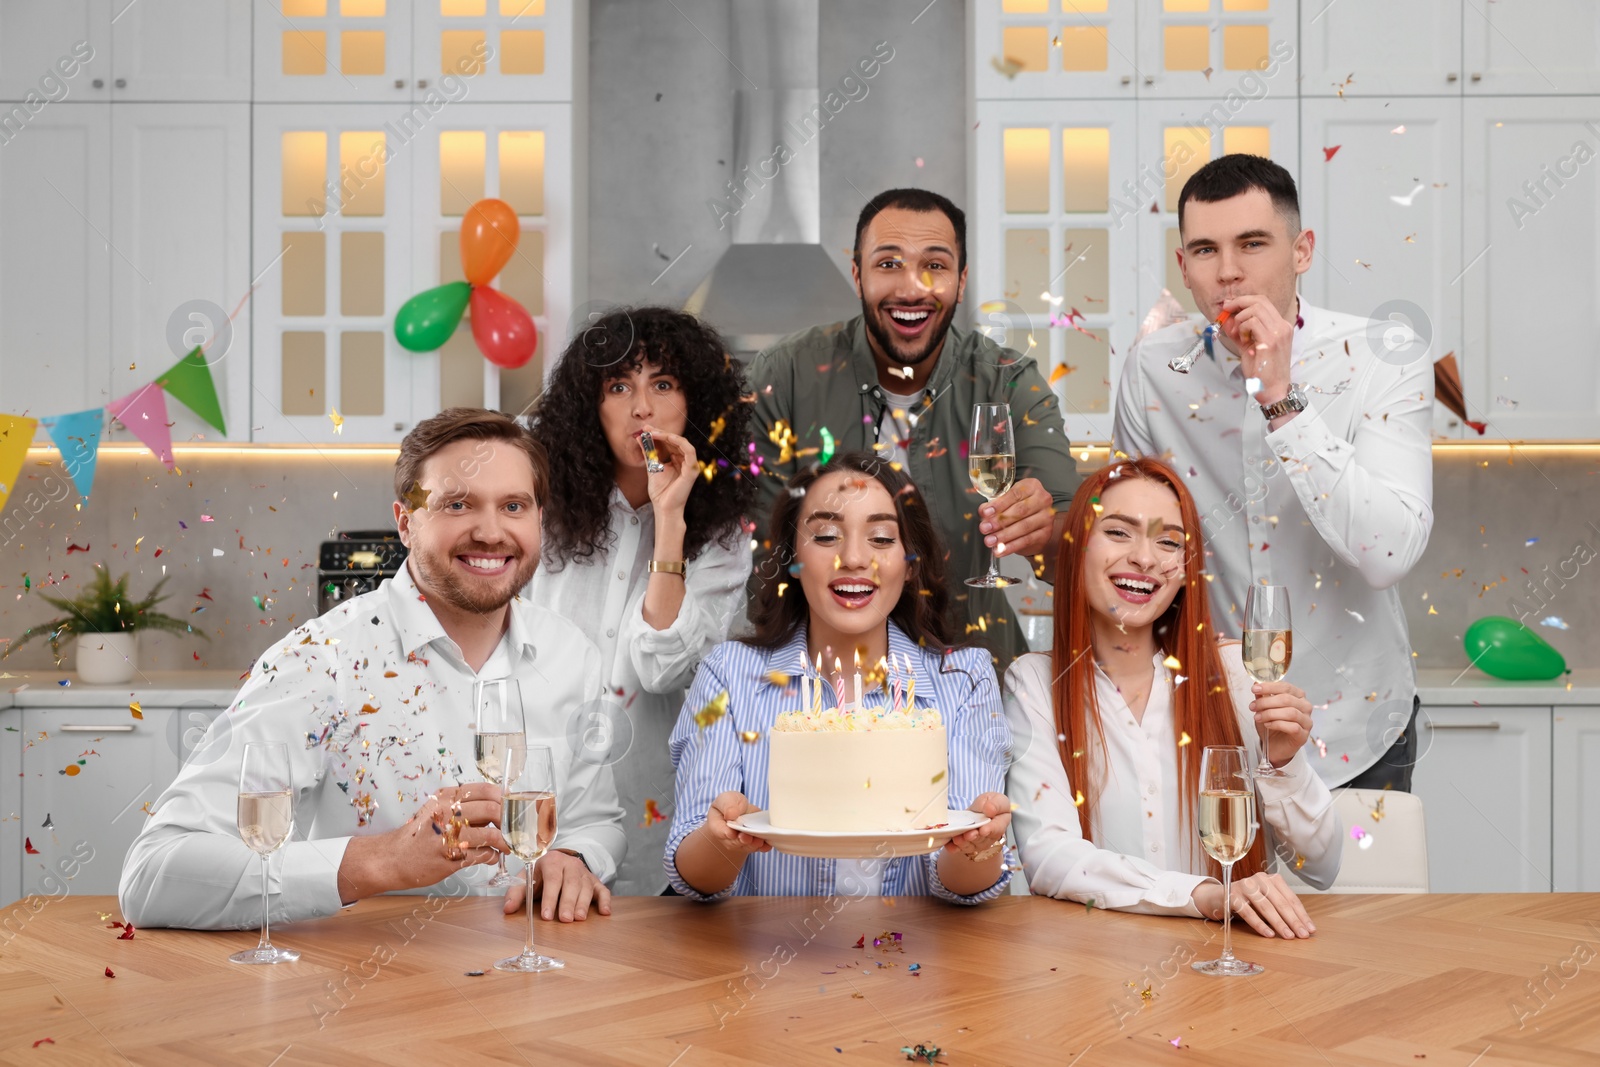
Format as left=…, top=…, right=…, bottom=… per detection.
left=394, top=198, right=539, bottom=369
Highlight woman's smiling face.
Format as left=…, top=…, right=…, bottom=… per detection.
left=1082, top=475, right=1187, bottom=631
left=795, top=470, right=908, bottom=645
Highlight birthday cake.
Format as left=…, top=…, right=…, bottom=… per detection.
left=766, top=705, right=949, bottom=832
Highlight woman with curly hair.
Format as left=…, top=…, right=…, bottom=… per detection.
left=665, top=453, right=1014, bottom=904
left=528, top=306, right=755, bottom=896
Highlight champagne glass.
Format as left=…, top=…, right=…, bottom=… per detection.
left=966, top=403, right=1016, bottom=589
left=1192, top=745, right=1263, bottom=977
left=495, top=744, right=564, bottom=973
left=1242, top=584, right=1294, bottom=779
left=230, top=742, right=300, bottom=965
left=474, top=679, right=528, bottom=888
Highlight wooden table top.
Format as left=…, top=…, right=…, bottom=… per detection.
left=1, top=893, right=1596, bottom=1065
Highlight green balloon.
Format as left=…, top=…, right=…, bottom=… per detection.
left=1463, top=615, right=1567, bottom=681
left=394, top=281, right=471, bottom=352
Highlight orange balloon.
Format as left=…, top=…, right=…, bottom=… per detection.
left=460, top=199, right=520, bottom=286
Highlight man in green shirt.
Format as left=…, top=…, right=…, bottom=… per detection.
left=746, top=188, right=1079, bottom=667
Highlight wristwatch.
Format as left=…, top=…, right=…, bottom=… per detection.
left=1259, top=385, right=1308, bottom=421
left=648, top=560, right=686, bottom=575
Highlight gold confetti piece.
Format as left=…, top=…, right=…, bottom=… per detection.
left=401, top=482, right=431, bottom=512
left=765, top=670, right=791, bottom=687
left=930, top=771, right=946, bottom=785
left=1048, top=362, right=1074, bottom=385
left=1428, top=605, right=1437, bottom=615
left=694, top=689, right=730, bottom=731
left=1162, top=655, right=1181, bottom=670
left=978, top=300, right=1007, bottom=314
left=329, top=408, right=344, bottom=434
left=129, top=701, right=142, bottom=720
left=864, top=778, right=872, bottom=789
left=1294, top=853, right=1307, bottom=870
left=1073, top=789, right=1086, bottom=807
left=777, top=582, right=788, bottom=597
left=1178, top=731, right=1192, bottom=747
left=1371, top=796, right=1386, bottom=822
left=740, top=730, right=762, bottom=743
left=990, top=54, right=1024, bottom=79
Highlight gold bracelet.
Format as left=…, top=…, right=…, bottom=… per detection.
left=648, top=559, right=686, bottom=575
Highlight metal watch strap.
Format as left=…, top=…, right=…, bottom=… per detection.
left=648, top=559, right=686, bottom=575
left=1260, top=386, right=1307, bottom=421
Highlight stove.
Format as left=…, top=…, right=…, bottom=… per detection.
left=317, top=531, right=406, bottom=614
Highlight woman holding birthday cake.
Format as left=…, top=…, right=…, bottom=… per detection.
left=1004, top=457, right=1341, bottom=937
left=664, top=453, right=1014, bottom=903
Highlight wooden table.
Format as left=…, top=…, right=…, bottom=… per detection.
left=1, top=893, right=1596, bottom=1065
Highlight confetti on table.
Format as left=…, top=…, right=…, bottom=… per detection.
left=1323, top=145, right=1341, bottom=161
left=104, top=967, right=115, bottom=978
left=32, top=1038, right=53, bottom=1048
left=1171, top=1036, right=1183, bottom=1048
left=1540, top=616, right=1569, bottom=630
left=1085, top=897, right=1096, bottom=914
left=693, top=689, right=729, bottom=731
left=901, top=1043, right=942, bottom=1064
left=908, top=963, right=921, bottom=974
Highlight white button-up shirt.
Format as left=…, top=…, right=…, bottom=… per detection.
left=119, top=563, right=623, bottom=930
left=1114, top=300, right=1433, bottom=784
left=528, top=488, right=752, bottom=895
left=1003, top=644, right=1341, bottom=915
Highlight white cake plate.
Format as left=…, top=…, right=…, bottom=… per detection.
left=726, top=809, right=986, bottom=860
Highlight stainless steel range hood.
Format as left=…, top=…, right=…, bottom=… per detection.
left=684, top=0, right=861, bottom=357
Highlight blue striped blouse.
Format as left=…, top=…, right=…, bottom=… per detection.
left=664, top=622, right=1013, bottom=904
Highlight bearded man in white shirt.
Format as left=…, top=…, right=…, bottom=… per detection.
left=121, top=408, right=624, bottom=929
left=1114, top=154, right=1434, bottom=791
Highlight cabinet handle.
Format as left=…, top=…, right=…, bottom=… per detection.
left=1144, top=75, right=1154, bottom=85
left=60, top=724, right=136, bottom=732
left=417, top=79, right=429, bottom=88
left=395, top=78, right=406, bottom=89
left=115, top=78, right=126, bottom=89
left=92, top=78, right=104, bottom=89
left=1121, top=75, right=1131, bottom=86
left=1471, top=72, right=1482, bottom=82
left=1426, top=721, right=1500, bottom=730
left=1447, top=72, right=1458, bottom=82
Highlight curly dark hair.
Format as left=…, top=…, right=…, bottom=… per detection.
left=745, top=452, right=960, bottom=652
left=531, top=305, right=755, bottom=565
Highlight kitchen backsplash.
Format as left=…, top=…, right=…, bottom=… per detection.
left=2, top=446, right=1594, bottom=679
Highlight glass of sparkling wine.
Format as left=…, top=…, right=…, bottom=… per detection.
left=966, top=403, right=1016, bottom=589
left=231, top=741, right=299, bottom=965
left=1193, top=745, right=1263, bottom=977
left=1242, top=584, right=1294, bottom=779
left=474, top=679, right=528, bottom=888
left=496, top=744, right=563, bottom=973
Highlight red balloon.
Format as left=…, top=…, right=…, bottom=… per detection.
left=469, top=286, right=538, bottom=368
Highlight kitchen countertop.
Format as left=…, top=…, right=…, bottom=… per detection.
left=0, top=669, right=244, bottom=709
left=1, top=667, right=1597, bottom=711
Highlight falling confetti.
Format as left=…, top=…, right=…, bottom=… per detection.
left=40, top=813, right=52, bottom=830
left=129, top=700, right=143, bottom=719
left=1496, top=396, right=1519, bottom=409
left=990, top=55, right=1024, bottom=79
left=1178, top=731, right=1192, bottom=747
left=1540, top=616, right=1569, bottom=630
left=1161, top=655, right=1181, bottom=670
left=1345, top=609, right=1365, bottom=623
left=694, top=689, right=730, bottom=731
left=1525, top=538, right=1539, bottom=547
left=24, top=837, right=39, bottom=854
left=1391, top=124, right=1406, bottom=134
left=1323, top=145, right=1341, bottom=161
left=740, top=730, right=762, bottom=743
left=765, top=670, right=791, bottom=688
left=1391, top=183, right=1425, bottom=206
left=640, top=799, right=667, bottom=827
left=329, top=408, right=345, bottom=434
left=1048, top=363, right=1074, bottom=385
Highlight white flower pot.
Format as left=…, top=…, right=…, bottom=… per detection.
left=75, top=632, right=137, bottom=685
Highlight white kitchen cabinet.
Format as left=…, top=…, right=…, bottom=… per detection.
left=969, top=0, right=1136, bottom=101
left=109, top=104, right=252, bottom=444
left=0, top=100, right=113, bottom=425
left=1462, top=97, right=1600, bottom=440
left=1413, top=705, right=1552, bottom=892
left=18, top=706, right=181, bottom=900
left=254, top=0, right=416, bottom=104
left=1300, top=0, right=1462, bottom=97
left=1463, top=0, right=1600, bottom=95
left=1134, top=0, right=1295, bottom=101
left=1552, top=706, right=1600, bottom=892
left=111, top=0, right=252, bottom=102
left=414, top=0, right=579, bottom=103
left=1298, top=97, right=1463, bottom=434
left=1, top=705, right=20, bottom=908
left=0, top=0, right=109, bottom=102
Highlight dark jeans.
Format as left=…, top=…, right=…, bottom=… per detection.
left=1342, top=695, right=1421, bottom=792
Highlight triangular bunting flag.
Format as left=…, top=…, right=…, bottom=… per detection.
left=107, top=383, right=176, bottom=470
left=40, top=408, right=104, bottom=504
left=155, top=346, right=226, bottom=435
left=0, top=413, right=38, bottom=511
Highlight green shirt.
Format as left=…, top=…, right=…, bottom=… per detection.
left=746, top=315, right=1080, bottom=668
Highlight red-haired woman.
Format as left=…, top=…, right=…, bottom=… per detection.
left=1004, top=457, right=1341, bottom=937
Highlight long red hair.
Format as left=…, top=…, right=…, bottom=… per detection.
left=1050, top=456, right=1265, bottom=879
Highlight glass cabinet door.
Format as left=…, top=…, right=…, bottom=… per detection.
left=972, top=0, right=1136, bottom=100
left=253, top=0, right=416, bottom=103
left=413, top=0, right=577, bottom=102
left=1134, top=0, right=1295, bottom=100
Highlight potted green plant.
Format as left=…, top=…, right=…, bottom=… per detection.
left=7, top=567, right=205, bottom=684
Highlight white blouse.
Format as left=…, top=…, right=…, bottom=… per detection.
left=1003, top=641, right=1341, bottom=917
left=528, top=488, right=752, bottom=895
